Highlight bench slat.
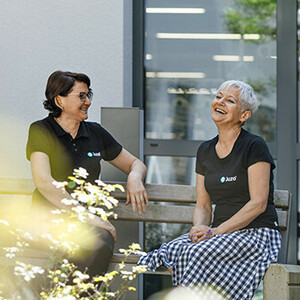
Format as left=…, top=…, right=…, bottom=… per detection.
left=114, top=204, right=194, bottom=224
left=0, top=178, right=35, bottom=194
left=114, top=203, right=287, bottom=230
left=0, top=193, right=287, bottom=230
left=273, top=190, right=290, bottom=209
left=0, top=179, right=289, bottom=209
left=111, top=182, right=289, bottom=209
left=277, top=210, right=287, bottom=230
left=111, top=182, right=197, bottom=203
left=110, top=253, right=140, bottom=264
left=0, top=194, right=32, bottom=212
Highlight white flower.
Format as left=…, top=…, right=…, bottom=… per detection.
left=52, top=218, right=65, bottom=224
left=78, top=214, right=87, bottom=223
left=95, top=179, right=106, bottom=187
left=5, top=253, right=15, bottom=258
left=77, top=193, right=92, bottom=204
left=107, top=196, right=119, bottom=205
left=85, top=182, right=100, bottom=194
left=73, top=167, right=89, bottom=179
left=88, top=206, right=97, bottom=214
left=87, top=212, right=95, bottom=219
left=48, top=296, right=76, bottom=300
left=66, top=223, right=77, bottom=233
left=0, top=220, right=9, bottom=226
left=53, top=181, right=68, bottom=189
left=73, top=270, right=90, bottom=280
left=14, top=262, right=44, bottom=282
left=132, top=265, right=147, bottom=273
left=4, top=247, right=19, bottom=258
left=61, top=199, right=78, bottom=206
left=71, top=206, right=86, bottom=214
left=41, top=233, right=52, bottom=239
left=73, top=178, right=84, bottom=185
left=51, top=209, right=63, bottom=215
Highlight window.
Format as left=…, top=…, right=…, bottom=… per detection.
left=135, top=0, right=298, bottom=298
left=145, top=0, right=277, bottom=143
left=142, top=1, right=278, bottom=298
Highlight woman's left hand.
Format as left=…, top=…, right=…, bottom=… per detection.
left=108, top=148, right=148, bottom=215
left=126, top=172, right=149, bottom=215
left=191, top=227, right=217, bottom=243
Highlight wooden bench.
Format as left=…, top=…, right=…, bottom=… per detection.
left=0, top=178, right=300, bottom=299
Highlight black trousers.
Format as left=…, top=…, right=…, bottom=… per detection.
left=30, top=198, right=115, bottom=277
left=74, top=227, right=115, bottom=276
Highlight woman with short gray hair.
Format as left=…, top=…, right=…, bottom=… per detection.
left=139, top=80, right=281, bottom=299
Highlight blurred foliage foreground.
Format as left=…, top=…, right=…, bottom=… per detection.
left=0, top=168, right=146, bottom=300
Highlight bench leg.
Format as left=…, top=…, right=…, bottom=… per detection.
left=263, top=264, right=300, bottom=300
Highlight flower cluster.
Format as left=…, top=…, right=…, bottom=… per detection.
left=14, top=261, right=45, bottom=282
left=39, top=243, right=147, bottom=300
left=53, top=167, right=124, bottom=223
left=0, top=168, right=146, bottom=300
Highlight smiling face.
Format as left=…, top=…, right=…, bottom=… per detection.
left=56, top=81, right=91, bottom=123
left=211, top=86, right=251, bottom=127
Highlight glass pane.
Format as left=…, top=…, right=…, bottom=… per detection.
left=144, top=156, right=195, bottom=299
left=297, top=160, right=300, bottom=264
left=298, top=1, right=300, bottom=142
left=145, top=0, right=277, bottom=142
left=144, top=156, right=195, bottom=250
left=145, top=156, right=196, bottom=185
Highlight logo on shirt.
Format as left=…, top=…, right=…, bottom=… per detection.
left=220, top=176, right=237, bottom=183
left=87, top=152, right=101, bottom=157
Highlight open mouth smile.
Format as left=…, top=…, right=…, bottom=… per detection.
left=80, top=106, right=89, bottom=112
left=215, top=108, right=226, bottom=114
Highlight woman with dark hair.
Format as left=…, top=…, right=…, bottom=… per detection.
left=139, top=80, right=281, bottom=299
left=26, top=70, right=148, bottom=275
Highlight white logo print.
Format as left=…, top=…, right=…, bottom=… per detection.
left=87, top=152, right=101, bottom=157
left=220, top=176, right=237, bottom=183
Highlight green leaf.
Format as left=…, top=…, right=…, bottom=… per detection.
left=67, top=181, right=76, bottom=189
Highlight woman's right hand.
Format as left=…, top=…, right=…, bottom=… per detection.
left=189, top=224, right=210, bottom=243
left=101, top=221, right=117, bottom=243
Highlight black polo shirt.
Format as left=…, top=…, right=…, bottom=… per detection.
left=26, top=114, right=122, bottom=206
left=195, top=129, right=279, bottom=230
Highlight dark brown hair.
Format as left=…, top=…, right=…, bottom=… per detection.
left=43, top=70, right=91, bottom=117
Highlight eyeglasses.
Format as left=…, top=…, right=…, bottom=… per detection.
left=68, top=90, right=93, bottom=102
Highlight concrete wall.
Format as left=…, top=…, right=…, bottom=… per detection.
left=0, top=0, right=132, bottom=178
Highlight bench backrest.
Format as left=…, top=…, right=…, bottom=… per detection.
left=111, top=183, right=291, bottom=264
left=0, top=178, right=291, bottom=263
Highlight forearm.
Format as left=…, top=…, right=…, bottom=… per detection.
left=128, top=159, right=147, bottom=180
left=34, top=174, right=73, bottom=209
left=193, top=205, right=212, bottom=227
left=215, top=199, right=266, bottom=234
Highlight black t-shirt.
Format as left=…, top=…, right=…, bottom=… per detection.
left=195, top=129, right=279, bottom=230
left=26, top=114, right=122, bottom=206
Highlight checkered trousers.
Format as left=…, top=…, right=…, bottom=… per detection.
left=138, top=227, right=281, bottom=300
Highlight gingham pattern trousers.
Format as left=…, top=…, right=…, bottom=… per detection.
left=138, top=228, right=281, bottom=300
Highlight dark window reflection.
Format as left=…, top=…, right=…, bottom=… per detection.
left=145, top=0, right=277, bottom=142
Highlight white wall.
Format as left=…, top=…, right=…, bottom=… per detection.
left=0, top=0, right=132, bottom=178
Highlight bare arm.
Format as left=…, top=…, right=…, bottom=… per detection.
left=213, top=161, right=270, bottom=235
left=189, top=174, right=212, bottom=242
left=30, top=151, right=117, bottom=241
left=108, top=148, right=148, bottom=215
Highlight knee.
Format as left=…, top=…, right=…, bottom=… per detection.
left=98, top=228, right=115, bottom=253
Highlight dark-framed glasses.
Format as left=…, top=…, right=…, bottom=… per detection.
left=68, top=90, right=93, bottom=102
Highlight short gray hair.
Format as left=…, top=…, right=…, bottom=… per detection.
left=217, top=80, right=259, bottom=113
